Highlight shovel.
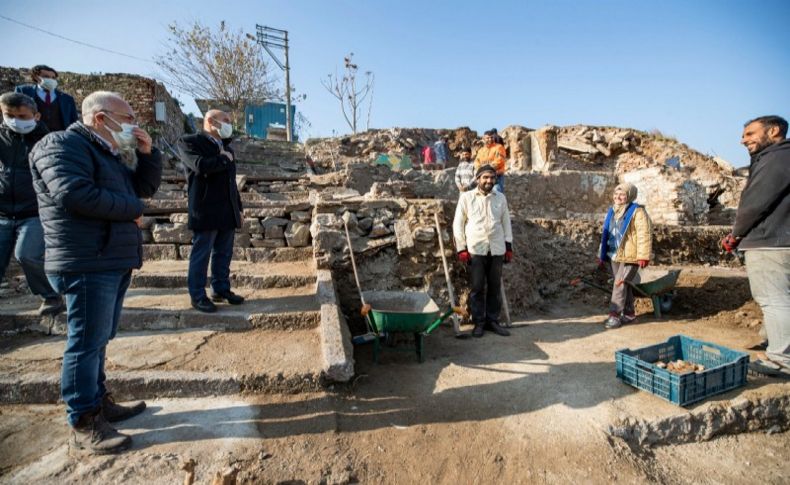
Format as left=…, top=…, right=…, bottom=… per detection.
left=434, top=212, right=471, bottom=339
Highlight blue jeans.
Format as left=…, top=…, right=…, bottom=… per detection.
left=187, top=229, right=235, bottom=300
left=0, top=217, right=58, bottom=299
left=494, top=174, right=505, bottom=193
left=48, top=269, right=132, bottom=426
left=745, top=250, right=790, bottom=367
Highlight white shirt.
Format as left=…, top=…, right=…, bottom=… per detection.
left=453, top=188, right=513, bottom=256
left=36, top=85, right=57, bottom=103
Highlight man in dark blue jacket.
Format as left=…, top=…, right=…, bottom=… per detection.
left=30, top=91, right=162, bottom=454
left=179, top=109, right=244, bottom=313
left=0, top=92, right=63, bottom=315
left=15, top=64, right=79, bottom=132
left=723, top=115, right=790, bottom=377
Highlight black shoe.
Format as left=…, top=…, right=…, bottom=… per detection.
left=472, top=323, right=485, bottom=338
left=69, top=407, right=131, bottom=455
left=211, top=290, right=245, bottom=305
left=191, top=296, right=217, bottom=313
left=486, top=321, right=511, bottom=337
left=102, top=393, right=146, bottom=423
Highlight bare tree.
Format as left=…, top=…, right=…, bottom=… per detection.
left=156, top=20, right=279, bottom=125
left=321, top=53, right=374, bottom=134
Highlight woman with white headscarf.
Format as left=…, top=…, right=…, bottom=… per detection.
left=598, top=182, right=653, bottom=328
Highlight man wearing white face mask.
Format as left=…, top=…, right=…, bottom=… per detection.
left=0, top=92, right=63, bottom=316
left=178, top=109, right=244, bottom=313
left=15, top=64, right=78, bottom=132
left=30, top=91, right=162, bottom=455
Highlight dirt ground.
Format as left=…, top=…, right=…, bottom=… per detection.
left=1, top=266, right=789, bottom=484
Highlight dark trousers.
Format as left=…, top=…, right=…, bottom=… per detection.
left=187, top=229, right=235, bottom=300
left=470, top=254, right=503, bottom=324
left=48, top=269, right=132, bottom=425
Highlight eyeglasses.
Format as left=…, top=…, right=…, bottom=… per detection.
left=100, top=110, right=136, bottom=124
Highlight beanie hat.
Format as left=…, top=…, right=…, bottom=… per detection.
left=475, top=164, right=497, bottom=179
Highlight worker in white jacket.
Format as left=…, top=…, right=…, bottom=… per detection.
left=453, top=164, right=514, bottom=338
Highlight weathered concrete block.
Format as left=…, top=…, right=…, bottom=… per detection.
left=243, top=218, right=263, bottom=234
left=413, top=226, right=435, bottom=243
left=169, top=213, right=189, bottom=224
left=369, top=222, right=391, bottom=238
left=394, top=219, right=414, bottom=252
left=262, top=217, right=290, bottom=228
left=290, top=210, right=311, bottom=223
left=234, top=232, right=251, bottom=247
left=243, top=208, right=287, bottom=218
left=265, top=225, right=285, bottom=239
left=251, top=239, right=286, bottom=248
left=142, top=244, right=179, bottom=260
left=151, top=223, right=192, bottom=244
left=285, top=222, right=311, bottom=247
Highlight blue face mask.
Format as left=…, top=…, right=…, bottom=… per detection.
left=4, top=117, right=37, bottom=134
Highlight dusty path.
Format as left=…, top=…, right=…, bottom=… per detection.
left=2, top=303, right=788, bottom=484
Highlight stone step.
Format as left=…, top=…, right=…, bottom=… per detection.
left=142, top=245, right=314, bottom=263
left=0, top=328, right=325, bottom=403
left=130, top=260, right=316, bottom=289
left=0, top=285, right=321, bottom=335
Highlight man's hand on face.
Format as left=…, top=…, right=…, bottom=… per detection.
left=131, top=127, right=152, bottom=155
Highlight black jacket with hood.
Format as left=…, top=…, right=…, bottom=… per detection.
left=733, top=139, right=790, bottom=249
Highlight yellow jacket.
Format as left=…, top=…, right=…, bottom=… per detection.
left=613, top=207, right=653, bottom=263
left=474, top=143, right=507, bottom=174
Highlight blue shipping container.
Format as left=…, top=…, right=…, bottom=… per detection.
left=244, top=102, right=297, bottom=140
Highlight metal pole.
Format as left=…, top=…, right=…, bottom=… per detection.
left=284, top=31, right=292, bottom=142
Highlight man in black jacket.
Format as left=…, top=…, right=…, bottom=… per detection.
left=30, top=91, right=162, bottom=454
left=0, top=92, right=62, bottom=315
left=179, top=109, right=244, bottom=313
left=723, top=115, right=789, bottom=377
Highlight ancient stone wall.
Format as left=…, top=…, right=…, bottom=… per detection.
left=0, top=66, right=184, bottom=144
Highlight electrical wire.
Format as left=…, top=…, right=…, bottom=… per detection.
left=0, top=13, right=155, bottom=64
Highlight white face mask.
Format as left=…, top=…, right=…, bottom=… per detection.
left=4, top=117, right=37, bottom=134
left=217, top=121, right=233, bottom=139
left=104, top=115, right=138, bottom=150
left=39, top=78, right=58, bottom=92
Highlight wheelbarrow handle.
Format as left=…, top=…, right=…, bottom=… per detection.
left=423, top=307, right=464, bottom=336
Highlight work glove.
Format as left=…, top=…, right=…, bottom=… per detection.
left=638, top=260, right=649, bottom=269
left=504, top=242, right=513, bottom=263
left=721, top=233, right=740, bottom=253
left=458, top=250, right=471, bottom=264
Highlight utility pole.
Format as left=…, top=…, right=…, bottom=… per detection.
left=252, top=24, right=293, bottom=142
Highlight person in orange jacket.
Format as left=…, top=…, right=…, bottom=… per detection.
left=474, top=129, right=506, bottom=192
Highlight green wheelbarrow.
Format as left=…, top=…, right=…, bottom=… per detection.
left=361, top=291, right=463, bottom=363
left=572, top=269, right=682, bottom=318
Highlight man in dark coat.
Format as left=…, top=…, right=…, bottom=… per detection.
left=723, top=115, right=790, bottom=377
left=30, top=90, right=162, bottom=454
left=15, top=64, right=79, bottom=132
left=0, top=92, right=63, bottom=315
left=179, top=109, right=244, bottom=313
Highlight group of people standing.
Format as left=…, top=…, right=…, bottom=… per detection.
left=451, top=117, right=789, bottom=382
left=0, top=65, right=247, bottom=455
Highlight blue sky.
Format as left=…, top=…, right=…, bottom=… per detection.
left=1, top=0, right=788, bottom=166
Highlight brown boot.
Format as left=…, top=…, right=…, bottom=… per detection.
left=102, top=393, right=146, bottom=423
left=69, top=407, right=131, bottom=455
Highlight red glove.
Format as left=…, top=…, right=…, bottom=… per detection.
left=721, top=233, right=740, bottom=253
left=638, top=260, right=649, bottom=269
left=458, top=250, right=471, bottom=264
left=504, top=250, right=513, bottom=263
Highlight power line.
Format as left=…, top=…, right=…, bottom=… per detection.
left=0, top=14, right=155, bottom=64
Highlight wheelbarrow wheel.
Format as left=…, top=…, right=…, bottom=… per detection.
left=659, top=293, right=674, bottom=314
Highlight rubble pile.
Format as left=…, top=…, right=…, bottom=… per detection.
left=305, top=127, right=478, bottom=170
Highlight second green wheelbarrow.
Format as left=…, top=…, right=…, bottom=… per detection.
left=361, top=290, right=463, bottom=363
left=572, top=269, right=682, bottom=318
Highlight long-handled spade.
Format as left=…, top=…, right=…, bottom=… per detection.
left=434, top=212, right=471, bottom=339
